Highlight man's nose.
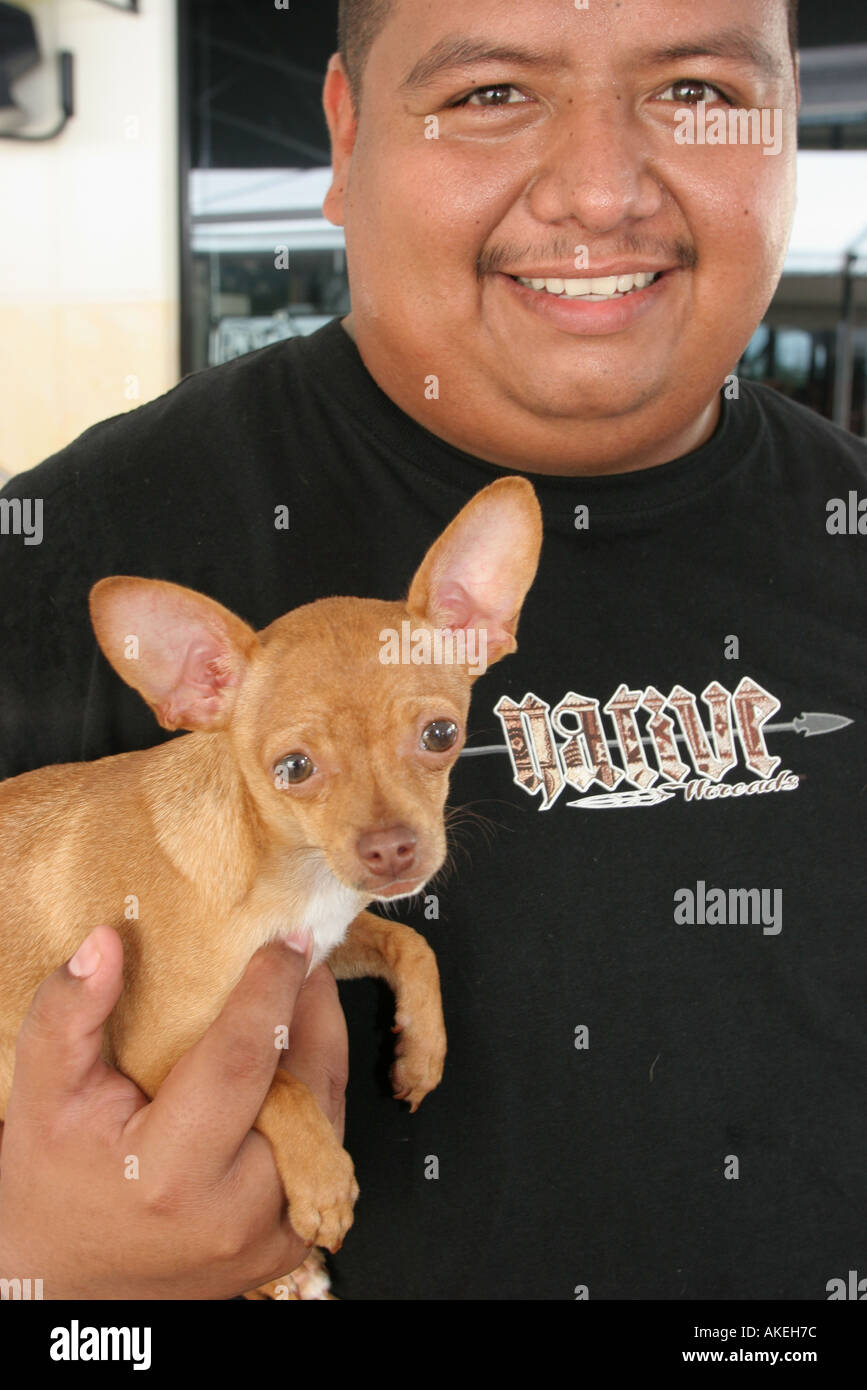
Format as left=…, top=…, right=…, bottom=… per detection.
left=356, top=825, right=417, bottom=879
left=526, top=97, right=663, bottom=235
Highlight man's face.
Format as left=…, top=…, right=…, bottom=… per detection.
left=323, top=0, right=798, bottom=473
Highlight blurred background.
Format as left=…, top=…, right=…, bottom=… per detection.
left=1, top=0, right=866, bottom=481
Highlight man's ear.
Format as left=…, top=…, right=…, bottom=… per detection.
left=406, top=477, right=543, bottom=670
left=89, top=577, right=260, bottom=732
left=322, top=53, right=357, bottom=229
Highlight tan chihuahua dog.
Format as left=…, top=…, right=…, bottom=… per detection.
left=0, top=476, right=541, bottom=1298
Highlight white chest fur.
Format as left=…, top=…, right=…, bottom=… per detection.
left=241, top=853, right=368, bottom=971
left=297, top=865, right=369, bottom=970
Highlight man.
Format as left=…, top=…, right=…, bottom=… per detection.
left=0, top=0, right=864, bottom=1299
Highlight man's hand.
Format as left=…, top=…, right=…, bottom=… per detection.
left=0, top=924, right=349, bottom=1299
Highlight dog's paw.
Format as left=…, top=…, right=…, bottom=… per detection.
left=284, top=1147, right=359, bottom=1253
left=244, top=1250, right=335, bottom=1300
left=390, top=1008, right=446, bottom=1112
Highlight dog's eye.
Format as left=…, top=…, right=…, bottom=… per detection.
left=274, top=753, right=314, bottom=787
left=421, top=719, right=458, bottom=752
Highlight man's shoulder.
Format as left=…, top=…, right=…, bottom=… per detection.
left=2, top=329, right=325, bottom=504
left=742, top=379, right=867, bottom=482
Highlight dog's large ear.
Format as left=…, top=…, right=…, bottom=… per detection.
left=89, top=577, right=260, bottom=732
left=406, top=476, right=542, bottom=671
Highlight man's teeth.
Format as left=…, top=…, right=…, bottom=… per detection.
left=515, top=272, right=660, bottom=299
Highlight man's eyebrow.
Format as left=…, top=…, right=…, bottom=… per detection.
left=399, top=37, right=570, bottom=93
left=635, top=30, right=785, bottom=83
left=398, top=28, right=785, bottom=94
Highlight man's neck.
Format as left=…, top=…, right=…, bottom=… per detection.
left=339, top=314, right=722, bottom=477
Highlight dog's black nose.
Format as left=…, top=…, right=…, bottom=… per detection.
left=357, top=825, right=417, bottom=879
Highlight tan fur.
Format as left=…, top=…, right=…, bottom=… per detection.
left=0, top=476, right=542, bottom=1298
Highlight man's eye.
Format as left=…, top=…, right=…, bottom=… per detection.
left=421, top=719, right=459, bottom=752
left=274, top=753, right=314, bottom=787
left=449, top=84, right=529, bottom=109
left=658, top=79, right=730, bottom=105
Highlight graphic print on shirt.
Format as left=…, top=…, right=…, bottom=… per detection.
left=462, top=677, right=853, bottom=811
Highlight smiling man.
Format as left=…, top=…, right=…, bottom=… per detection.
left=0, top=0, right=865, bottom=1303
left=325, top=0, right=797, bottom=474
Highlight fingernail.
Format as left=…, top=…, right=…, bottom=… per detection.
left=68, top=928, right=102, bottom=979
left=282, top=926, right=312, bottom=957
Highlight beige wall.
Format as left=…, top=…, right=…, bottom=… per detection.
left=0, top=0, right=178, bottom=477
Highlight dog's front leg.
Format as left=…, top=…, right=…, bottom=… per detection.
left=242, top=1074, right=356, bottom=1301
left=329, top=910, right=447, bottom=1111
left=254, top=1069, right=358, bottom=1253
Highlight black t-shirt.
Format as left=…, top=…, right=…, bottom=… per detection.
left=1, top=318, right=865, bottom=1300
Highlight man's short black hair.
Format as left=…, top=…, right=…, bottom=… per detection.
left=337, top=0, right=799, bottom=112
left=337, top=0, right=393, bottom=111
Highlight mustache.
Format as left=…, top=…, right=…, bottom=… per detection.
left=477, top=238, right=698, bottom=277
